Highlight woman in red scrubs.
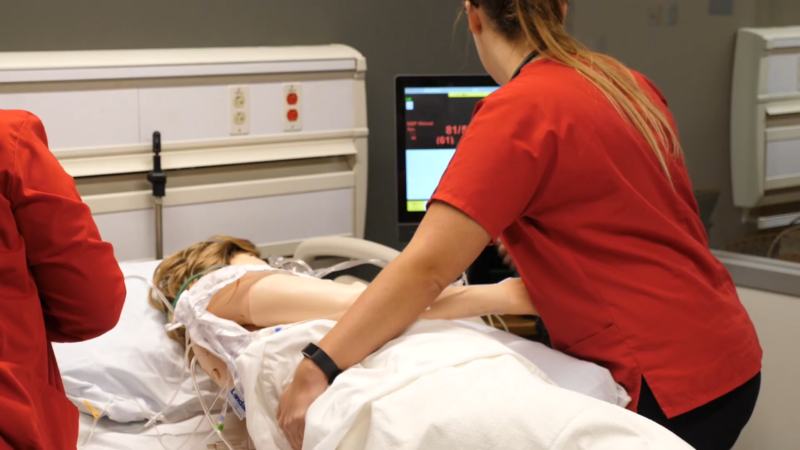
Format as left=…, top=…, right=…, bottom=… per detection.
left=0, top=111, right=126, bottom=449
left=278, top=1, right=762, bottom=449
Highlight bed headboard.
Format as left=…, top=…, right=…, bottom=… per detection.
left=0, top=46, right=368, bottom=261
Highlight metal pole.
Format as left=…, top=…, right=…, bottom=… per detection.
left=154, top=196, right=164, bottom=260
left=147, top=131, right=167, bottom=260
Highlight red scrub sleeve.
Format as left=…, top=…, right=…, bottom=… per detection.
left=9, top=113, right=126, bottom=343
left=429, top=91, right=556, bottom=240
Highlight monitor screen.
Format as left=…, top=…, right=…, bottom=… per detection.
left=396, top=75, right=499, bottom=239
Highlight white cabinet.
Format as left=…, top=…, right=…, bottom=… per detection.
left=0, top=46, right=369, bottom=260
left=732, top=27, right=800, bottom=209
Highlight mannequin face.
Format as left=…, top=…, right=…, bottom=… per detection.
left=230, top=253, right=268, bottom=266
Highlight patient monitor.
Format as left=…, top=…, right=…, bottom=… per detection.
left=732, top=27, right=800, bottom=227
left=395, top=75, right=499, bottom=242
left=394, top=75, right=518, bottom=285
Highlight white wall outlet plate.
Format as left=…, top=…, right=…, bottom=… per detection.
left=229, top=85, right=249, bottom=136
left=283, top=83, right=302, bottom=132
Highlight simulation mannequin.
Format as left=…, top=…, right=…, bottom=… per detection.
left=150, top=236, right=535, bottom=385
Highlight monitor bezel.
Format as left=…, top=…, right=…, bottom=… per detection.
left=395, top=74, right=498, bottom=228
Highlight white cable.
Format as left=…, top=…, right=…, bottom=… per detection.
left=79, top=395, right=167, bottom=450
left=767, top=223, right=800, bottom=259
left=174, top=381, right=229, bottom=450
left=493, top=315, right=510, bottom=333
left=119, top=276, right=188, bottom=430
left=126, top=274, right=174, bottom=314
left=82, top=356, right=228, bottom=450
left=142, top=338, right=194, bottom=430
left=78, top=396, right=118, bottom=449
left=104, top=276, right=231, bottom=450
left=191, top=356, right=235, bottom=450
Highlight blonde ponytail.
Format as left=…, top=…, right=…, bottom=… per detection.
left=470, top=0, right=682, bottom=183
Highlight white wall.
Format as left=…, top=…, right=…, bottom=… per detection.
left=733, top=287, right=800, bottom=450
left=769, top=0, right=800, bottom=27
left=569, top=0, right=764, bottom=248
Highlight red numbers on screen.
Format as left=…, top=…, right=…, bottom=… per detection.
left=435, top=135, right=456, bottom=146
left=445, top=125, right=468, bottom=136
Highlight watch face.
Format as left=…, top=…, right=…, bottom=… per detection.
left=302, top=343, right=318, bottom=359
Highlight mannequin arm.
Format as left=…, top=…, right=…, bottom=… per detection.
left=248, top=275, right=365, bottom=327
left=247, top=274, right=536, bottom=327
left=198, top=277, right=535, bottom=384
left=193, top=341, right=231, bottom=387
left=420, top=278, right=536, bottom=320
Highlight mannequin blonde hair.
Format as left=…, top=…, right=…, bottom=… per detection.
left=467, top=0, right=682, bottom=183
left=150, top=235, right=260, bottom=345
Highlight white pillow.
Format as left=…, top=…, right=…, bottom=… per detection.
left=455, top=320, right=631, bottom=408
left=53, top=261, right=218, bottom=423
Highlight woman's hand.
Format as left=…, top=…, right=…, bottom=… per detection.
left=277, top=359, right=329, bottom=450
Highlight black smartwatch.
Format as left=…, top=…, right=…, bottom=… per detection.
left=302, top=343, right=343, bottom=385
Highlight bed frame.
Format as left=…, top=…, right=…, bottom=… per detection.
left=0, top=46, right=369, bottom=262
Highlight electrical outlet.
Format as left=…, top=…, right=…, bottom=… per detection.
left=229, top=85, right=249, bottom=136
left=283, top=83, right=302, bottom=132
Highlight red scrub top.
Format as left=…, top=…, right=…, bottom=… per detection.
left=0, top=111, right=126, bottom=449
left=431, top=60, right=762, bottom=418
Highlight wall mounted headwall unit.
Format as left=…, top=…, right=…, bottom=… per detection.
left=0, top=46, right=368, bottom=261
left=732, top=27, right=800, bottom=213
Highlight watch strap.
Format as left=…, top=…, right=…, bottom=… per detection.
left=302, top=343, right=342, bottom=385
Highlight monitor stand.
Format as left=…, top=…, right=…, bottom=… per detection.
left=398, top=223, right=419, bottom=243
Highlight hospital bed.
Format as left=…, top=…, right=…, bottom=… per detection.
left=54, top=236, right=631, bottom=450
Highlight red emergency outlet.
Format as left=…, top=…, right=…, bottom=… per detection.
left=287, top=93, right=299, bottom=105
left=287, top=109, right=299, bottom=122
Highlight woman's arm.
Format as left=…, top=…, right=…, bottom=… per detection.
left=212, top=267, right=535, bottom=328
left=420, top=279, right=536, bottom=321
left=277, top=202, right=491, bottom=447
left=312, top=202, right=491, bottom=368
left=7, top=113, right=125, bottom=343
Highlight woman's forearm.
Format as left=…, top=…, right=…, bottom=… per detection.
left=315, top=203, right=491, bottom=370
left=316, top=256, right=444, bottom=369
left=422, top=279, right=537, bottom=321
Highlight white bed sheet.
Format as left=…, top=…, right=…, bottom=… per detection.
left=77, top=413, right=231, bottom=450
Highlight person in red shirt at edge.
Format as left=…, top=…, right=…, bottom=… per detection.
left=0, top=110, right=126, bottom=449
left=276, top=1, right=762, bottom=449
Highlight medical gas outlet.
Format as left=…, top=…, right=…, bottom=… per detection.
left=284, top=83, right=303, bottom=132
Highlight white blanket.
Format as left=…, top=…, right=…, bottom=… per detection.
left=236, top=320, right=693, bottom=450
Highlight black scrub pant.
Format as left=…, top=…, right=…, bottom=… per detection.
left=638, top=373, right=761, bottom=450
